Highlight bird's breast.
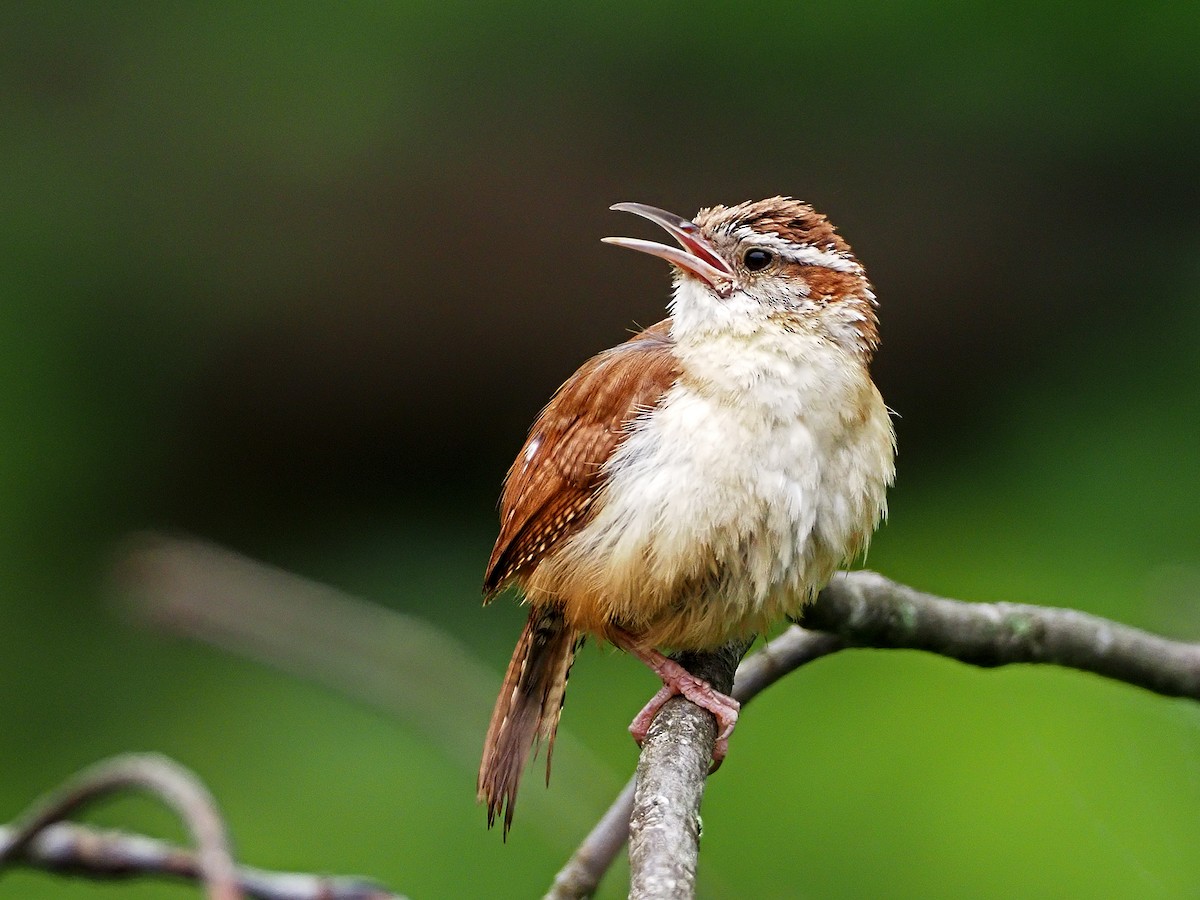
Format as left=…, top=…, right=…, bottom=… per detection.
left=528, top=334, right=893, bottom=649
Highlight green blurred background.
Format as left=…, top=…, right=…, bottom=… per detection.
left=2, top=2, right=1199, bottom=897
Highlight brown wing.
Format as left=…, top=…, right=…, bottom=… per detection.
left=483, top=319, right=678, bottom=598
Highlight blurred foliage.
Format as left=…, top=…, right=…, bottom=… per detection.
left=1, top=1, right=1198, bottom=898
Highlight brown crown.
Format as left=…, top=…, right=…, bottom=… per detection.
left=695, top=196, right=854, bottom=256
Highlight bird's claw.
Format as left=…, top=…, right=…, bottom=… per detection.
left=627, top=670, right=741, bottom=772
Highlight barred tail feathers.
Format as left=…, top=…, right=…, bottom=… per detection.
left=477, top=607, right=580, bottom=837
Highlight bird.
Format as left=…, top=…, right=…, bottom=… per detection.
left=477, top=197, right=896, bottom=835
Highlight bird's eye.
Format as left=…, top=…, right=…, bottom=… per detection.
left=743, top=248, right=773, bottom=272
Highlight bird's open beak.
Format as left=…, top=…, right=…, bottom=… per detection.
left=603, top=203, right=735, bottom=296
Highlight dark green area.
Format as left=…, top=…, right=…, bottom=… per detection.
left=1, top=3, right=1198, bottom=897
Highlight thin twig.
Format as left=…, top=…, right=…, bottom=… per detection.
left=0, top=821, right=404, bottom=900
left=0, top=753, right=242, bottom=900
left=543, top=780, right=636, bottom=900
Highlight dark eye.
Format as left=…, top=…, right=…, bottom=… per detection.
left=743, top=248, right=773, bottom=271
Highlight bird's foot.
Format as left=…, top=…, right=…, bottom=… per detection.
left=613, top=633, right=741, bottom=769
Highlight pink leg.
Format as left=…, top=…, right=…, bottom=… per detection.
left=611, top=630, right=741, bottom=768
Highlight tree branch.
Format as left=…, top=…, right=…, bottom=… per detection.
left=802, top=570, right=1200, bottom=697
left=544, top=780, right=636, bottom=900
left=0, top=821, right=403, bottom=900
left=547, top=627, right=841, bottom=899
left=0, top=754, right=406, bottom=900
left=0, top=753, right=241, bottom=900
left=558, top=569, right=1200, bottom=898
left=627, top=641, right=750, bottom=900
left=113, top=537, right=1200, bottom=898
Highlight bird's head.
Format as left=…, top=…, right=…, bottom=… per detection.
left=604, top=197, right=878, bottom=357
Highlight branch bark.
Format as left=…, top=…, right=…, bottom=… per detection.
left=557, top=570, right=1200, bottom=899
left=801, top=570, right=1200, bottom=697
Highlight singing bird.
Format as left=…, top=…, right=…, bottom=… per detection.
left=478, top=197, right=895, bottom=834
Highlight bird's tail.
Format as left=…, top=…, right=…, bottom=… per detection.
left=478, top=606, right=581, bottom=837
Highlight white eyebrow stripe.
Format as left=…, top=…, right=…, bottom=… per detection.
left=728, top=226, right=862, bottom=274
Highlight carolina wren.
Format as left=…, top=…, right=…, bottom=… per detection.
left=478, top=197, right=895, bottom=834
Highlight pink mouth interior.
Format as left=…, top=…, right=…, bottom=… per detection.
left=675, top=223, right=731, bottom=275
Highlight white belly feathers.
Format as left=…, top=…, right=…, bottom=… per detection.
left=535, top=326, right=893, bottom=648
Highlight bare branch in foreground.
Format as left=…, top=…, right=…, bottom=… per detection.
left=0, top=821, right=403, bottom=900
left=554, top=569, right=1200, bottom=898
left=0, top=754, right=241, bottom=900
left=0, top=754, right=406, bottom=900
